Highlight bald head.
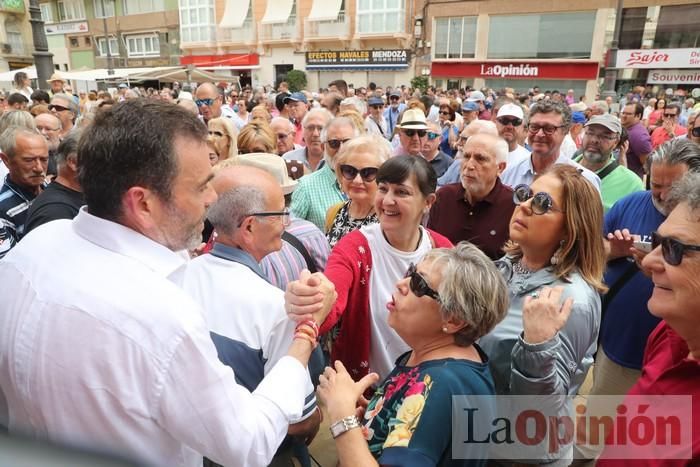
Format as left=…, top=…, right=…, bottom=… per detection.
left=208, top=165, right=286, bottom=260
left=195, top=82, right=222, bottom=122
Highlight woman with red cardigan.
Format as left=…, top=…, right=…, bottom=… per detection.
left=319, top=155, right=452, bottom=381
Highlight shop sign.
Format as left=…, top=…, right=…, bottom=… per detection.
left=431, top=61, right=599, bottom=80
left=617, top=48, right=700, bottom=69
left=647, top=69, right=700, bottom=85
left=306, top=49, right=410, bottom=69
left=44, top=21, right=89, bottom=35
left=0, top=0, right=24, bottom=12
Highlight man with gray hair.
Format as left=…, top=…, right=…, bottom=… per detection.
left=49, top=93, right=78, bottom=138
left=182, top=164, right=321, bottom=466
left=270, top=116, right=297, bottom=156
left=501, top=99, right=600, bottom=190
left=24, top=131, right=84, bottom=234
left=428, top=133, right=515, bottom=260
left=0, top=126, right=48, bottom=257
left=283, top=108, right=332, bottom=172
left=437, top=119, right=498, bottom=187
left=290, top=116, right=359, bottom=229
left=577, top=138, right=700, bottom=462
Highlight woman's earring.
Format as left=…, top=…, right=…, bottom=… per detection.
left=551, top=239, right=566, bottom=265
left=442, top=327, right=448, bottom=333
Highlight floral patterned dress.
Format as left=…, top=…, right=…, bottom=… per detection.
left=363, top=348, right=495, bottom=466
left=326, top=200, right=378, bottom=248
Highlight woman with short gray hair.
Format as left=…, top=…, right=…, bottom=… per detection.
left=317, top=241, right=507, bottom=466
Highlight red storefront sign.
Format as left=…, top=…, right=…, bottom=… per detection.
left=431, top=61, right=599, bottom=80
left=180, top=54, right=259, bottom=67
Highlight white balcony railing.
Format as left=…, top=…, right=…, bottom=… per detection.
left=219, top=19, right=256, bottom=44
left=304, top=11, right=349, bottom=39
left=259, top=16, right=300, bottom=42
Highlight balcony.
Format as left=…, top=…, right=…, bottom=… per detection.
left=304, top=11, right=350, bottom=41
left=218, top=18, right=256, bottom=45
left=259, top=17, right=300, bottom=43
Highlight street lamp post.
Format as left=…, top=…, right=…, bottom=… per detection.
left=100, top=0, right=115, bottom=76
left=27, top=0, right=55, bottom=89
left=602, top=0, right=624, bottom=101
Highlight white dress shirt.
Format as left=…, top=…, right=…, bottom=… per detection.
left=0, top=209, right=308, bottom=467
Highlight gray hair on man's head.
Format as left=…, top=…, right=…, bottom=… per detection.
left=528, top=99, right=572, bottom=129
left=206, top=185, right=267, bottom=236
left=52, top=93, right=79, bottom=114
left=0, top=125, right=43, bottom=159
left=301, top=107, right=333, bottom=128
left=467, top=133, right=509, bottom=164
left=270, top=116, right=294, bottom=133
left=56, top=130, right=81, bottom=166
left=646, top=138, right=700, bottom=174
left=340, top=96, right=367, bottom=115
left=422, top=242, right=509, bottom=346
left=669, top=172, right=700, bottom=221
left=0, top=109, right=36, bottom=134
left=321, top=116, right=361, bottom=143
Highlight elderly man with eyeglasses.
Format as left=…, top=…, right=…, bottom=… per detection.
left=500, top=100, right=600, bottom=191
left=49, top=93, right=78, bottom=138
left=394, top=108, right=428, bottom=157
left=422, top=121, right=453, bottom=178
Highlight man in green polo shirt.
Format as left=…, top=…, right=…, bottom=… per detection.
left=575, top=114, right=643, bottom=212
left=290, top=116, right=360, bottom=229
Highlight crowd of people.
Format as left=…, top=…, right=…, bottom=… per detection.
left=1, top=70, right=700, bottom=467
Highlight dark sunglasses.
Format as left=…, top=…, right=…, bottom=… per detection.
left=326, top=138, right=351, bottom=150
left=439, top=110, right=451, bottom=116
left=663, top=113, right=678, bottom=118
left=339, top=164, right=379, bottom=182
left=497, top=117, right=523, bottom=127
left=195, top=98, right=216, bottom=107
left=370, top=104, right=383, bottom=109
left=49, top=104, right=70, bottom=112
left=513, top=184, right=564, bottom=215
left=390, top=96, right=400, bottom=101
left=693, top=127, right=700, bottom=137
left=402, top=129, right=427, bottom=138
left=651, top=231, right=700, bottom=266
left=405, top=263, right=441, bottom=302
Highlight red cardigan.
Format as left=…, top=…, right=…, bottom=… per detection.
left=319, top=228, right=452, bottom=379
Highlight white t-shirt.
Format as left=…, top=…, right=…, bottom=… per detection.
left=507, top=144, right=530, bottom=167
left=560, top=133, right=578, bottom=159
left=362, top=223, right=433, bottom=380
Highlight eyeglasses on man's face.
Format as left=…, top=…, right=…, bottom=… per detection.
left=651, top=231, right=700, bottom=266
left=527, top=123, right=566, bottom=136
left=244, top=208, right=291, bottom=227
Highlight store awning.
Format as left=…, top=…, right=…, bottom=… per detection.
left=219, top=0, right=250, bottom=28
left=261, top=0, right=294, bottom=24
left=307, top=0, right=342, bottom=22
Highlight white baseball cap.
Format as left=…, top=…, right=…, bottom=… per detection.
left=497, top=103, right=524, bottom=120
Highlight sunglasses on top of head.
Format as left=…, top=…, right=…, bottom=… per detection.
left=651, top=231, right=700, bottom=266
left=405, top=263, right=441, bottom=302
left=513, top=184, right=564, bottom=215
left=339, top=164, right=379, bottom=182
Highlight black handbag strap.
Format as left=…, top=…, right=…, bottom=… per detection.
left=597, top=261, right=639, bottom=350
left=282, top=231, right=318, bottom=274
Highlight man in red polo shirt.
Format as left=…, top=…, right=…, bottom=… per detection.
left=650, top=103, right=686, bottom=150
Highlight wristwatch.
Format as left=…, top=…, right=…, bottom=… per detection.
left=329, top=415, right=361, bottom=439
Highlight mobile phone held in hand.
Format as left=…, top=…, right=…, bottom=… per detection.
left=633, top=241, right=652, bottom=253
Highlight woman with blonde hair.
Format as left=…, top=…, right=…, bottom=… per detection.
left=237, top=120, right=276, bottom=154
left=479, top=164, right=606, bottom=462
left=325, top=134, right=391, bottom=247
left=207, top=117, right=238, bottom=161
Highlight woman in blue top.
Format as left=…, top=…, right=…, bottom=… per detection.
left=438, top=101, right=460, bottom=157
left=317, top=242, right=509, bottom=466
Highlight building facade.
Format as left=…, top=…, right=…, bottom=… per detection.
left=0, top=0, right=35, bottom=72
left=37, top=0, right=181, bottom=73
left=179, top=0, right=424, bottom=89
left=421, top=0, right=699, bottom=99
